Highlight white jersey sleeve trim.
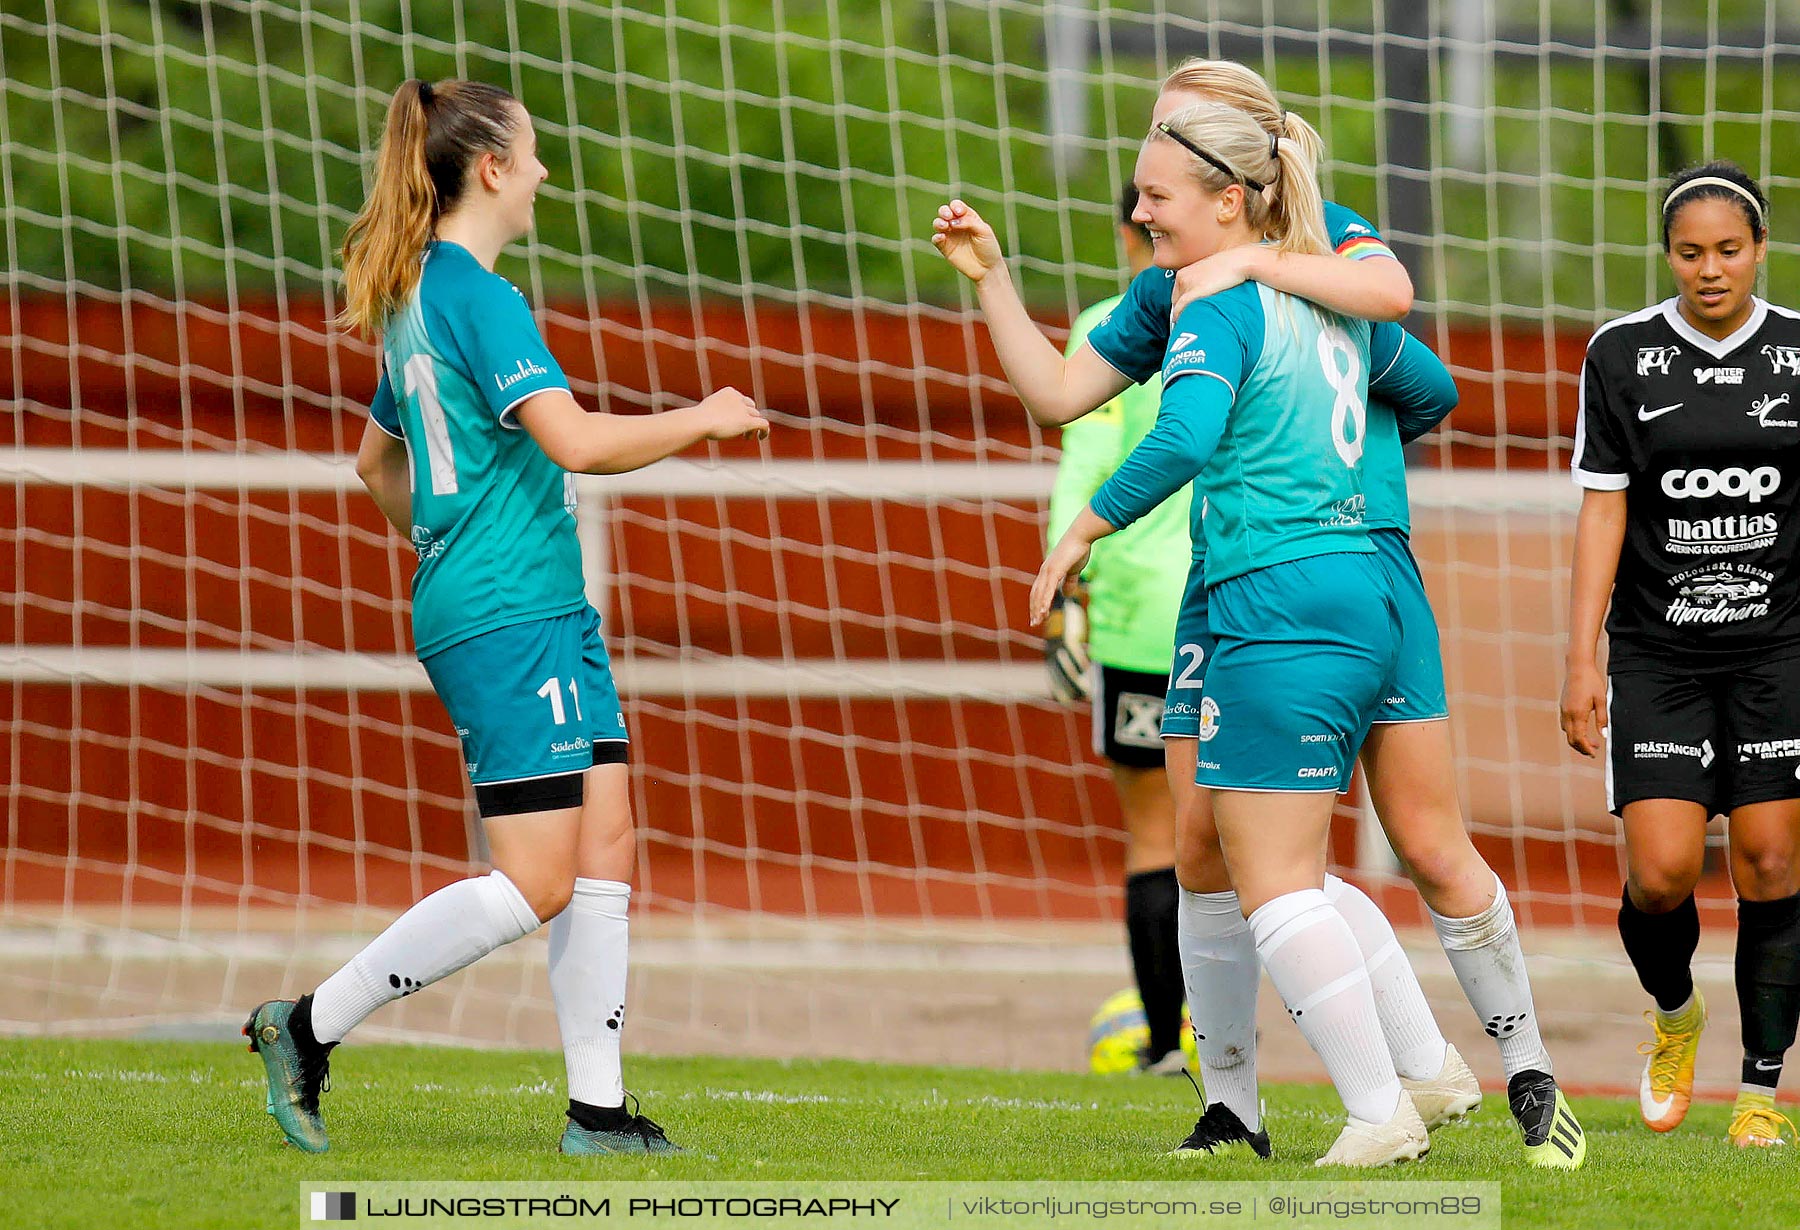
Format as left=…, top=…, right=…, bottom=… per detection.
left=1573, top=468, right=1630, bottom=490
left=1369, top=334, right=1407, bottom=385
left=1162, top=367, right=1238, bottom=397
left=369, top=413, right=405, bottom=440
left=498, top=383, right=571, bottom=430
left=1082, top=337, right=1137, bottom=382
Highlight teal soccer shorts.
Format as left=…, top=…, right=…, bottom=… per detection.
left=1161, top=567, right=1214, bottom=739
left=1369, top=528, right=1450, bottom=724
left=421, top=605, right=628, bottom=817
left=1195, top=551, right=1400, bottom=793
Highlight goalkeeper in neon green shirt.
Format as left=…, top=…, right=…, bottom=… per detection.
left=1046, top=187, right=1191, bottom=1073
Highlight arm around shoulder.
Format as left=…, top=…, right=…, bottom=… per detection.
left=1237, top=247, right=1413, bottom=323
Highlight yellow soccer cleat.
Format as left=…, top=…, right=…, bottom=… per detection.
left=1728, top=1090, right=1796, bottom=1149
left=1637, top=991, right=1706, bottom=1132
left=1508, top=1070, right=1586, bottom=1169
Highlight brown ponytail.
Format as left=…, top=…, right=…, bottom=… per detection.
left=338, top=78, right=520, bottom=339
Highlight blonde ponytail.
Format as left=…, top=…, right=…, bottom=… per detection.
left=337, top=78, right=520, bottom=340
left=1151, top=102, right=1331, bottom=257
left=1159, top=57, right=1324, bottom=181
left=1266, top=133, right=1330, bottom=257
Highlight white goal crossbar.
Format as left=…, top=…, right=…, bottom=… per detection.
left=6, top=446, right=1575, bottom=699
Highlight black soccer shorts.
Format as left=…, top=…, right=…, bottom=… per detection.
left=1607, top=654, right=1800, bottom=817
left=1091, top=663, right=1169, bottom=770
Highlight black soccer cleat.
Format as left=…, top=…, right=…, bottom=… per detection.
left=559, top=1093, right=683, bottom=1155
left=1167, top=1102, right=1273, bottom=1159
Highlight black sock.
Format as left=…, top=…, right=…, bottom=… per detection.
left=1125, top=867, right=1183, bottom=1058
left=568, top=1098, right=633, bottom=1132
left=1736, top=892, right=1800, bottom=1091
left=1617, top=887, right=1700, bottom=1013
left=288, top=993, right=330, bottom=1056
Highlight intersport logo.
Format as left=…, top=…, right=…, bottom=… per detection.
left=1696, top=366, right=1745, bottom=384
left=1661, top=466, right=1781, bottom=503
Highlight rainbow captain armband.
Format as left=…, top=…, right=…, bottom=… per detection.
left=1336, top=231, right=1394, bottom=261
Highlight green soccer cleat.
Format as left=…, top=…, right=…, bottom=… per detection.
left=243, top=996, right=334, bottom=1153
left=559, top=1099, right=682, bottom=1156
left=1509, top=1069, right=1586, bottom=1169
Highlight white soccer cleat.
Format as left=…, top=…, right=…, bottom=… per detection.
left=1400, top=1043, right=1483, bottom=1130
left=1315, top=1094, right=1430, bottom=1168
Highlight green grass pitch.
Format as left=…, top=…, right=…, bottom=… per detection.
left=1, top=1038, right=1791, bottom=1229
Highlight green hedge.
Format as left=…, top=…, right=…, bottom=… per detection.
left=6, top=2, right=1798, bottom=319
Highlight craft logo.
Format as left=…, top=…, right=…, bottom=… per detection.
left=1763, top=344, right=1800, bottom=375
left=1749, top=392, right=1798, bottom=428
left=1637, top=345, right=1680, bottom=376
left=310, top=1191, right=356, bottom=1222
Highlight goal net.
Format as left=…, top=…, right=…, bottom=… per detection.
left=4, top=1, right=1790, bottom=1081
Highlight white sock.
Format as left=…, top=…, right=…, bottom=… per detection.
left=1428, top=872, right=1553, bottom=1078
left=1249, top=889, right=1403, bottom=1125
left=310, top=869, right=540, bottom=1044
left=1178, top=887, right=1262, bottom=1130
left=1323, top=874, right=1448, bottom=1081
left=549, top=877, right=632, bottom=1108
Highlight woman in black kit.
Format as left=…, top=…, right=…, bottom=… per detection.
left=1563, top=161, right=1799, bottom=1148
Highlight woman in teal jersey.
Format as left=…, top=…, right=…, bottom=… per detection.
left=937, top=59, right=1583, bottom=1169
left=243, top=78, right=769, bottom=1156
left=1026, top=98, right=1428, bottom=1165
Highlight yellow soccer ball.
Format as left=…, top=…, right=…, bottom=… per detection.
left=1087, top=988, right=1197, bottom=1074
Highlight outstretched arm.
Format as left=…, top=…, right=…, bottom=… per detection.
left=1029, top=372, right=1231, bottom=625
left=931, top=199, right=1130, bottom=426
left=515, top=387, right=770, bottom=475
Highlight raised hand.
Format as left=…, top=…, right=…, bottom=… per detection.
left=930, top=199, right=1006, bottom=284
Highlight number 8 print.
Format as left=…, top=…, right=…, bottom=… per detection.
left=1316, top=323, right=1366, bottom=468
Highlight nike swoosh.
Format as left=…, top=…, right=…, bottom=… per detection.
left=1754, top=1059, right=1783, bottom=1071
left=1638, top=403, right=1684, bottom=421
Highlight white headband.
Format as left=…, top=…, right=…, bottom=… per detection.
left=1663, top=175, right=1765, bottom=224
